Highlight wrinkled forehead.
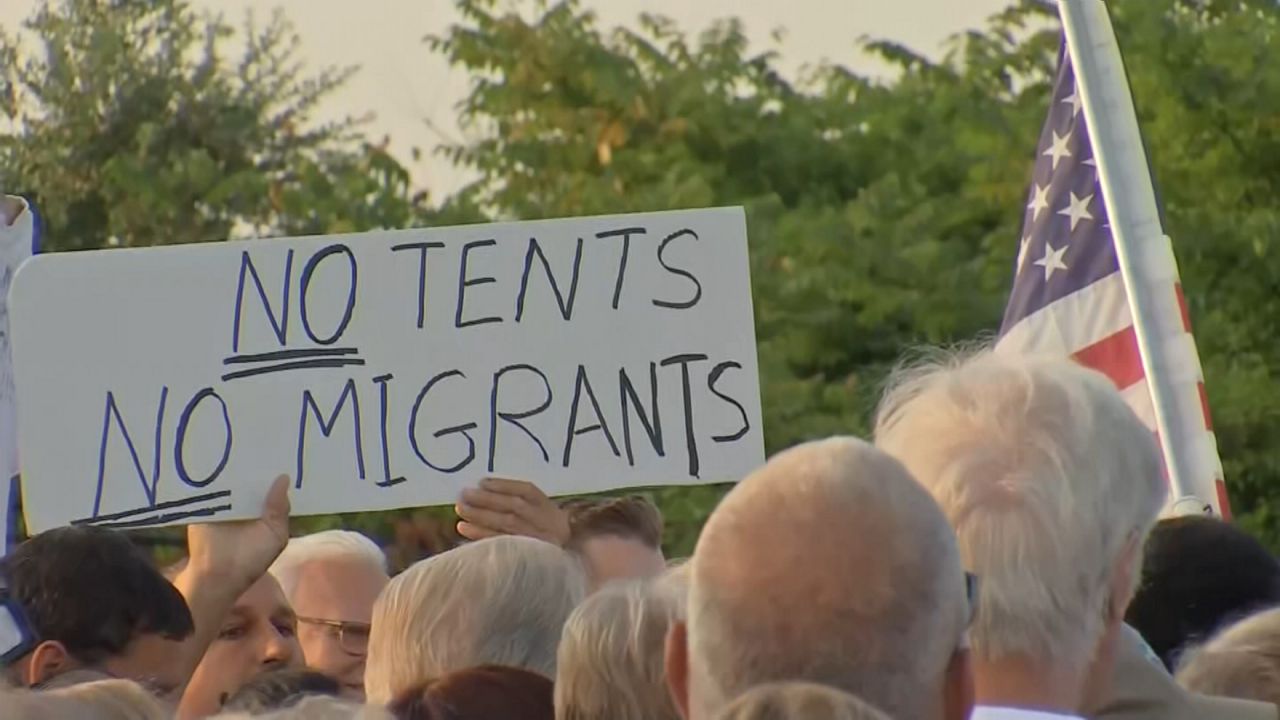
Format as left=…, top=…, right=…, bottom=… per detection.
left=233, top=573, right=295, bottom=620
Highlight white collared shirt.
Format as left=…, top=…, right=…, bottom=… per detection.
left=970, top=706, right=1085, bottom=720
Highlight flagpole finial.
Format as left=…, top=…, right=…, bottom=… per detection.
left=1171, top=495, right=1214, bottom=518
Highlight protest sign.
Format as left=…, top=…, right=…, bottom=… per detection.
left=9, top=207, right=763, bottom=532
left=1, top=195, right=38, bottom=551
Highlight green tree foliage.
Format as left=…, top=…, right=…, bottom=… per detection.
left=0, top=0, right=434, bottom=248
left=432, top=0, right=1280, bottom=553
left=4, top=0, right=1280, bottom=558
left=0, top=0, right=451, bottom=561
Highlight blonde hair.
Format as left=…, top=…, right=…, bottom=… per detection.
left=714, top=682, right=892, bottom=720
left=555, top=579, right=685, bottom=720
left=365, top=536, right=586, bottom=704
left=875, top=349, right=1164, bottom=669
left=1176, top=608, right=1280, bottom=706
left=1, top=679, right=166, bottom=720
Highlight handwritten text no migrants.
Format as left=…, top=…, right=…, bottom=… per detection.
left=10, top=208, right=764, bottom=531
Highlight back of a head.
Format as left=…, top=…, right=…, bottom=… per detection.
left=874, top=350, right=1165, bottom=670
left=366, top=536, right=586, bottom=703
left=688, top=436, right=967, bottom=720
left=0, top=679, right=168, bottom=720
left=269, top=529, right=387, bottom=598
left=223, top=668, right=343, bottom=713
left=388, top=665, right=555, bottom=720
left=1176, top=608, right=1280, bottom=707
left=51, top=679, right=169, bottom=720
left=713, top=682, right=893, bottom=720
left=1127, top=516, right=1280, bottom=670
left=2, top=526, right=194, bottom=664
left=555, top=579, right=684, bottom=720
left=562, top=496, right=664, bottom=550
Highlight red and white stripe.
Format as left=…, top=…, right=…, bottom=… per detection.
left=998, top=271, right=1228, bottom=518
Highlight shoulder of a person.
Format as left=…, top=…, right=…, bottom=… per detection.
left=1187, top=694, right=1280, bottom=720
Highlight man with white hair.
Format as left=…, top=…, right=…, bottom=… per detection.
left=874, top=350, right=1165, bottom=719
left=664, top=436, right=974, bottom=720
left=364, top=535, right=586, bottom=704
left=268, top=530, right=389, bottom=699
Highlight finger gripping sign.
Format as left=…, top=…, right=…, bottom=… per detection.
left=9, top=207, right=764, bottom=532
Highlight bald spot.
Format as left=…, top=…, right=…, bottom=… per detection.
left=689, top=437, right=963, bottom=711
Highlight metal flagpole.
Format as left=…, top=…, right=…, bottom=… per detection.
left=1057, top=0, right=1206, bottom=511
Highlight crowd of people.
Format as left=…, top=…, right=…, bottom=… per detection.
left=4, top=349, right=1280, bottom=719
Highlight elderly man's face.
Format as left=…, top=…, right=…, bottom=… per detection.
left=290, top=557, right=389, bottom=698
left=578, top=534, right=666, bottom=591
left=178, top=574, right=301, bottom=719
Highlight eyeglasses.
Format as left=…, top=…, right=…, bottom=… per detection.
left=296, top=617, right=371, bottom=656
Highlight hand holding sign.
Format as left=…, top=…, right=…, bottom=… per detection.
left=186, top=474, right=291, bottom=584
left=9, top=207, right=764, bottom=531
left=456, top=477, right=570, bottom=546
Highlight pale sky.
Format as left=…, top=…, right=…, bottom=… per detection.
left=3, top=0, right=1011, bottom=194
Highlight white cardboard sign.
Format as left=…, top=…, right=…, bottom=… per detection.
left=9, top=207, right=763, bottom=532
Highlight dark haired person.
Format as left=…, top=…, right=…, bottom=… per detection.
left=1126, top=515, right=1280, bottom=670
left=1, top=474, right=292, bottom=707
left=1, top=524, right=194, bottom=694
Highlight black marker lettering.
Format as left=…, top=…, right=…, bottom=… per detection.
left=174, top=388, right=233, bottom=488
left=652, top=229, right=703, bottom=310
left=409, top=369, right=478, bottom=474
left=92, top=388, right=168, bottom=518
left=456, top=239, right=502, bottom=328
left=372, top=374, right=406, bottom=486
left=660, top=353, right=709, bottom=477
left=488, top=364, right=553, bottom=472
left=563, top=365, right=621, bottom=467
left=296, top=379, right=365, bottom=489
left=595, top=227, right=644, bottom=310
left=300, top=244, right=358, bottom=345
left=391, top=241, right=445, bottom=329
left=707, top=361, right=751, bottom=442
left=515, top=236, right=584, bottom=321
left=619, top=362, right=664, bottom=466
left=232, top=250, right=294, bottom=352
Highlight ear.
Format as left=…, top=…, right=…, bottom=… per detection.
left=942, top=647, right=974, bottom=720
left=24, top=640, right=75, bottom=687
left=665, top=621, right=692, bottom=720
left=1108, top=534, right=1142, bottom=621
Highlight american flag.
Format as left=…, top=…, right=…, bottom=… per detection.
left=996, top=39, right=1229, bottom=516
